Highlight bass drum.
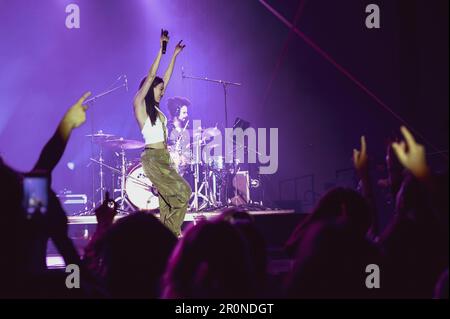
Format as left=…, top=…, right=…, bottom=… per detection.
left=125, top=163, right=159, bottom=210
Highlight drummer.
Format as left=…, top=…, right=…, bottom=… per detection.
left=166, top=96, right=192, bottom=171
left=166, top=96, right=190, bottom=144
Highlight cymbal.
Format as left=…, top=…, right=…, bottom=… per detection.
left=203, top=143, right=220, bottom=149
left=86, top=130, right=115, bottom=137
left=203, top=127, right=221, bottom=137
left=86, top=131, right=116, bottom=142
left=103, top=137, right=145, bottom=150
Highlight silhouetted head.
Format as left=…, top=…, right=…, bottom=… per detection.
left=101, top=212, right=177, bottom=298
left=285, top=187, right=372, bottom=255
left=285, top=219, right=381, bottom=298
left=307, top=187, right=371, bottom=235
left=215, top=209, right=268, bottom=293
left=162, top=219, right=254, bottom=299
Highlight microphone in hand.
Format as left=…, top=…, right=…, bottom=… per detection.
left=161, top=29, right=169, bottom=54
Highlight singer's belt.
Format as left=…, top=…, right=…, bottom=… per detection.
left=145, top=143, right=167, bottom=150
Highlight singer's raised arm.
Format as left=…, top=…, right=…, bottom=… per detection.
left=163, top=40, right=186, bottom=94
left=133, top=32, right=168, bottom=109
left=134, top=51, right=162, bottom=108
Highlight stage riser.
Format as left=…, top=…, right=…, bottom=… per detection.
left=48, top=212, right=306, bottom=256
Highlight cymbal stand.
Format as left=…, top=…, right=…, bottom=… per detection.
left=115, top=147, right=134, bottom=212
left=81, top=75, right=128, bottom=215
left=196, top=152, right=222, bottom=212
left=79, top=141, right=106, bottom=216
left=97, top=144, right=106, bottom=205
left=189, top=132, right=214, bottom=214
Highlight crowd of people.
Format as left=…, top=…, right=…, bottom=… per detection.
left=0, top=93, right=448, bottom=299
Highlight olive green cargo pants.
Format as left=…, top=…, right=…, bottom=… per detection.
left=141, top=148, right=192, bottom=237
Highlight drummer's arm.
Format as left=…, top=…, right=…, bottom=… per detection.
left=34, top=92, right=91, bottom=172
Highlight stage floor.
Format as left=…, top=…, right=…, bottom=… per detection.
left=47, top=209, right=299, bottom=269
left=67, top=209, right=296, bottom=225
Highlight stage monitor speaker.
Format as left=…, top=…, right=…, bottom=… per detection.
left=56, top=193, right=88, bottom=216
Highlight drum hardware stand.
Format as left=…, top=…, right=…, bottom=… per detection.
left=191, top=135, right=237, bottom=213
left=197, top=152, right=228, bottom=212
left=81, top=75, right=128, bottom=215
left=97, top=144, right=106, bottom=205
left=211, top=170, right=219, bottom=205
left=189, top=131, right=218, bottom=216
left=190, top=133, right=209, bottom=213
left=190, top=132, right=201, bottom=211
left=79, top=139, right=108, bottom=216
left=115, top=147, right=134, bottom=212
left=88, top=157, right=153, bottom=214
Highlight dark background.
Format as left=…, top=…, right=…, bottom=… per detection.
left=0, top=0, right=448, bottom=209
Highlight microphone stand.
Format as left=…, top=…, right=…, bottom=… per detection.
left=182, top=70, right=241, bottom=128
left=85, top=76, right=128, bottom=106
left=81, top=75, right=128, bottom=215
left=182, top=69, right=242, bottom=211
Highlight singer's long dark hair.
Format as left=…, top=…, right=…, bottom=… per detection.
left=139, top=76, right=164, bottom=126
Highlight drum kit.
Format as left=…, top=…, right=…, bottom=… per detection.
left=80, top=127, right=244, bottom=215
left=69, top=73, right=267, bottom=216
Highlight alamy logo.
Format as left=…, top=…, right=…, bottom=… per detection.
left=65, top=264, right=80, bottom=289
left=365, top=264, right=380, bottom=289
left=171, top=120, right=279, bottom=174
left=65, top=4, right=80, bottom=29
left=365, top=4, right=380, bottom=29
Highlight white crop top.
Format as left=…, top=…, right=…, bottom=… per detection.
left=141, top=106, right=167, bottom=144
